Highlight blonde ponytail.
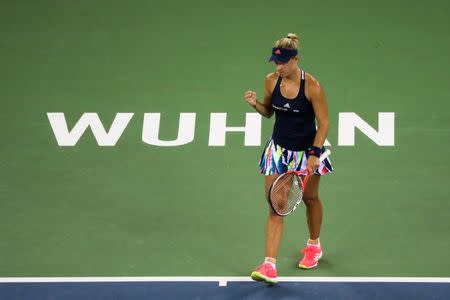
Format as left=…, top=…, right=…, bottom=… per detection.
left=274, top=32, right=300, bottom=50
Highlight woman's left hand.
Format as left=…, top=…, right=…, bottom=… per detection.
left=306, top=156, right=320, bottom=175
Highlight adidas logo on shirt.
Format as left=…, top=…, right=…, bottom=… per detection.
left=283, top=103, right=291, bottom=109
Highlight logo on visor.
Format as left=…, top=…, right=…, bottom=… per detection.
left=275, top=49, right=282, bottom=55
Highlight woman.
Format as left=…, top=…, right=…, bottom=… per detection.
left=244, top=33, right=333, bottom=284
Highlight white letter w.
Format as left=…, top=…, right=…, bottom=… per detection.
left=47, top=112, right=133, bottom=146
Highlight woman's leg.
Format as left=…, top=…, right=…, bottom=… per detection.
left=264, top=174, right=284, bottom=259
left=251, top=174, right=282, bottom=283
left=302, top=175, right=322, bottom=241
left=298, top=174, right=324, bottom=269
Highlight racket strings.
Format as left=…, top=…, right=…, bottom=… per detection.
left=270, top=174, right=303, bottom=215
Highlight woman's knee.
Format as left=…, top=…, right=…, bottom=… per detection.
left=303, top=194, right=320, bottom=206
left=303, top=175, right=320, bottom=206
left=268, top=207, right=284, bottom=219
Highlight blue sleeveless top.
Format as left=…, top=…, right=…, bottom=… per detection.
left=271, top=70, right=316, bottom=151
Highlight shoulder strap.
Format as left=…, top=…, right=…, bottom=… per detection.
left=299, top=70, right=306, bottom=99
left=275, top=75, right=283, bottom=88
left=271, top=74, right=283, bottom=96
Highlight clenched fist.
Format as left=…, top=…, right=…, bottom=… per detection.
left=244, top=90, right=257, bottom=107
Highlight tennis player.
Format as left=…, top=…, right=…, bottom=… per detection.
left=244, top=33, right=333, bottom=284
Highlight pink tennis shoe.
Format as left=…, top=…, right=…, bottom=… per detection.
left=298, top=244, right=323, bottom=269
left=251, top=263, right=278, bottom=284
left=251, top=244, right=322, bottom=284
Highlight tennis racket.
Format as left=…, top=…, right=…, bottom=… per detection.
left=268, top=149, right=331, bottom=216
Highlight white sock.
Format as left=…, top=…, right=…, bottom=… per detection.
left=264, top=257, right=277, bottom=269
left=307, top=238, right=321, bottom=247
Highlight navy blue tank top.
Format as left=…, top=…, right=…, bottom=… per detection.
left=271, top=70, right=316, bottom=151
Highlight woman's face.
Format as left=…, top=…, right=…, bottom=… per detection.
left=274, top=56, right=298, bottom=77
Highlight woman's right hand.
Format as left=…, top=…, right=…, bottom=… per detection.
left=244, top=90, right=257, bottom=107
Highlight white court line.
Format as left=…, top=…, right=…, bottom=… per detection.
left=1, top=277, right=450, bottom=286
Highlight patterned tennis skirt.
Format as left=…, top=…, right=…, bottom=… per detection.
left=258, top=139, right=334, bottom=176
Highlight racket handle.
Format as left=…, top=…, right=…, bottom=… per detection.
left=319, top=149, right=331, bottom=162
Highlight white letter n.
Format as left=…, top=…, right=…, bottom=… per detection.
left=338, top=112, right=395, bottom=146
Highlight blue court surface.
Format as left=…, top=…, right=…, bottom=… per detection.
left=1, top=277, right=449, bottom=300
